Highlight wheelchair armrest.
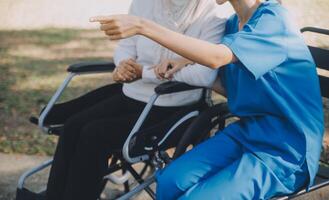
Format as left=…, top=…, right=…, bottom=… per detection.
left=154, top=81, right=204, bottom=95
left=67, top=61, right=116, bottom=73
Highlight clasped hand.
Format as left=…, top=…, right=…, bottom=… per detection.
left=113, top=59, right=142, bottom=83
left=114, top=58, right=190, bottom=83
left=153, top=58, right=192, bottom=80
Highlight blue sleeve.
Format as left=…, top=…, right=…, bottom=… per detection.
left=222, top=9, right=287, bottom=79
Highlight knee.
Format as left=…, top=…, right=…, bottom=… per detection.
left=156, top=167, right=176, bottom=191
left=156, top=163, right=190, bottom=200
left=156, top=168, right=178, bottom=200
left=57, top=114, right=84, bottom=146
left=63, top=114, right=83, bottom=137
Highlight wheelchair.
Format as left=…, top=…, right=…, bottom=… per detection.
left=15, top=60, right=217, bottom=199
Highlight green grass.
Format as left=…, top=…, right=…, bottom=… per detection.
left=0, top=29, right=77, bottom=47
left=0, top=28, right=116, bottom=155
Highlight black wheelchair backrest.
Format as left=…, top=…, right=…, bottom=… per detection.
left=301, top=27, right=329, bottom=98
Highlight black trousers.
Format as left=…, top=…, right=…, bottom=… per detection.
left=45, top=84, right=200, bottom=200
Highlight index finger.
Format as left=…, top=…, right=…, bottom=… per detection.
left=126, top=59, right=138, bottom=66
left=165, top=67, right=179, bottom=79
left=89, top=15, right=115, bottom=23
left=122, top=63, right=137, bottom=73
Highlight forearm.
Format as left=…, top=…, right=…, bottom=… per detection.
left=172, top=64, right=218, bottom=88
left=140, top=19, right=234, bottom=69
left=176, top=57, right=194, bottom=66
left=142, top=66, right=166, bottom=84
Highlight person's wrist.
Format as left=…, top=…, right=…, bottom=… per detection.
left=182, top=59, right=193, bottom=66
left=113, top=73, right=119, bottom=82
left=113, top=67, right=120, bottom=82
left=135, top=17, right=144, bottom=35
left=136, top=65, right=143, bottom=79
left=138, top=18, right=152, bottom=36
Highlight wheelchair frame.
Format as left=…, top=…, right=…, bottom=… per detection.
left=16, top=61, right=212, bottom=200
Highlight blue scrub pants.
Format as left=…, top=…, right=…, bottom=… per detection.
left=156, top=132, right=308, bottom=200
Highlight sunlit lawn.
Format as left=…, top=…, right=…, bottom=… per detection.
left=0, top=28, right=117, bottom=155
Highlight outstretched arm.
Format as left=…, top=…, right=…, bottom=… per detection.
left=141, top=19, right=235, bottom=69
left=90, top=15, right=236, bottom=69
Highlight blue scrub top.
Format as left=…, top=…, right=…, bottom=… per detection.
left=219, top=0, right=324, bottom=187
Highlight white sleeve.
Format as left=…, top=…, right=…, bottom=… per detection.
left=113, top=0, right=140, bottom=66
left=142, top=14, right=227, bottom=87
left=171, top=15, right=227, bottom=88
left=142, top=65, right=165, bottom=83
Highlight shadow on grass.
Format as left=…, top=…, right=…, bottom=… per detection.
left=0, top=82, right=113, bottom=156
left=0, top=28, right=115, bottom=155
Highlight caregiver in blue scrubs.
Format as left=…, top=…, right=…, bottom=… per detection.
left=91, top=0, right=325, bottom=199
